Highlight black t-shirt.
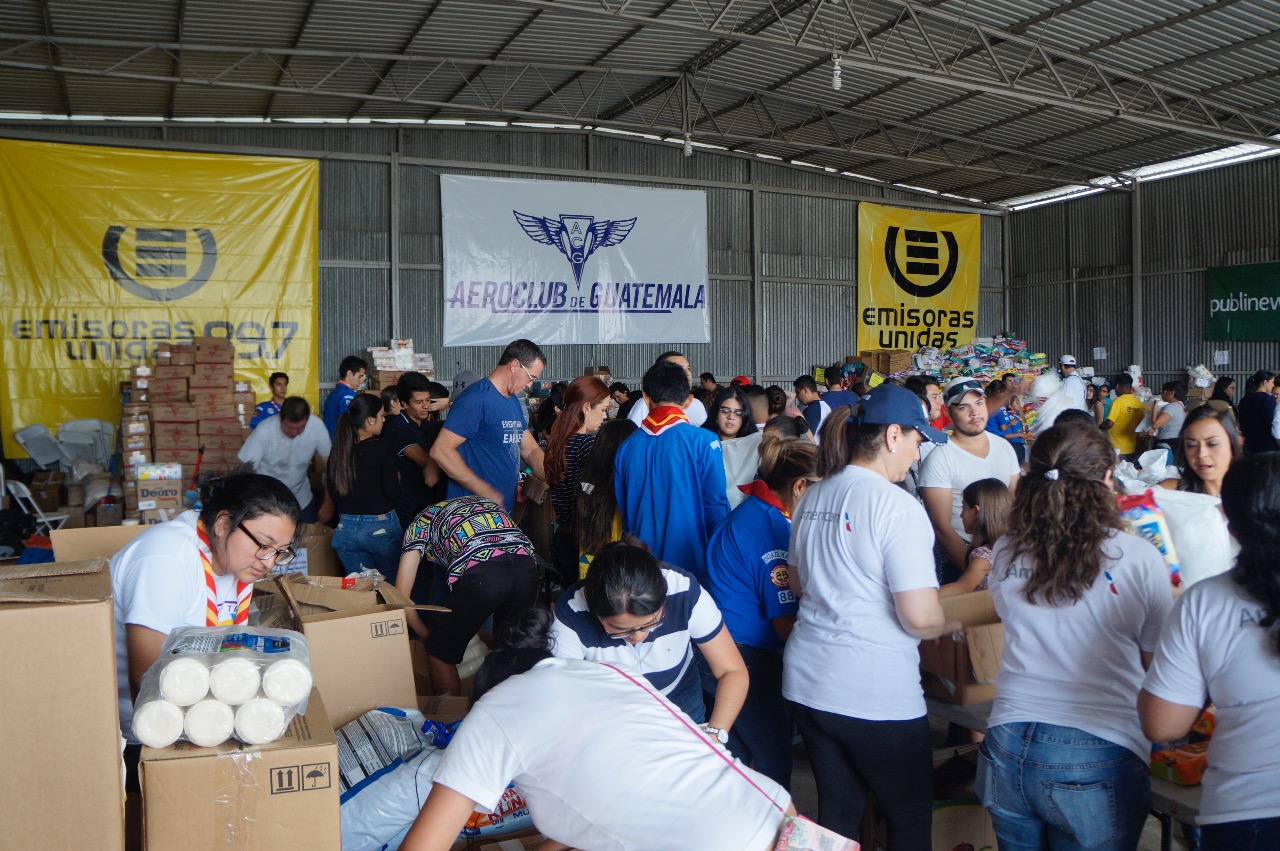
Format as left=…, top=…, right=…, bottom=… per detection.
left=384, top=412, right=448, bottom=521
left=326, top=436, right=398, bottom=515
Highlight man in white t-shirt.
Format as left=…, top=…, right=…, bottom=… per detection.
left=1059, top=354, right=1087, bottom=410
left=920, top=377, right=1020, bottom=579
left=627, top=350, right=708, bottom=427
left=237, top=396, right=333, bottom=523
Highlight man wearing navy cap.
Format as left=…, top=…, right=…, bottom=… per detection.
left=919, top=377, right=1021, bottom=582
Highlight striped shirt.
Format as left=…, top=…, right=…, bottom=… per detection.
left=549, top=565, right=724, bottom=695
left=550, top=431, right=596, bottom=529
left=401, top=496, right=534, bottom=582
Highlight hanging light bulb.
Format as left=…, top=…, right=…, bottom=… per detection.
left=683, top=133, right=693, bottom=157
left=832, top=54, right=842, bottom=90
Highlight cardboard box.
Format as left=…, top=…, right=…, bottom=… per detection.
left=0, top=559, right=125, bottom=850
left=198, top=433, right=244, bottom=452
left=169, top=349, right=195, bottom=366
left=65, top=482, right=85, bottom=506
left=199, top=419, right=246, bottom=437
left=918, top=591, right=1004, bottom=706
left=140, top=507, right=181, bottom=525
left=291, top=523, right=343, bottom=577
left=191, top=362, right=234, bottom=381
left=147, top=377, right=188, bottom=400
left=30, top=470, right=66, bottom=512
left=474, top=829, right=547, bottom=851
left=57, top=504, right=86, bottom=528
left=153, top=422, right=198, bottom=441
left=255, top=576, right=428, bottom=728
left=153, top=432, right=201, bottom=452
left=51, top=524, right=145, bottom=560
left=418, top=694, right=471, bottom=724
left=122, top=418, right=151, bottom=437
left=195, top=349, right=235, bottom=365
left=96, top=502, right=124, bottom=527
left=123, top=432, right=152, bottom=451
left=153, top=363, right=194, bottom=379
left=191, top=397, right=239, bottom=420
left=140, top=688, right=339, bottom=851
left=201, top=449, right=244, bottom=470
left=137, top=479, right=183, bottom=507
left=150, top=402, right=199, bottom=423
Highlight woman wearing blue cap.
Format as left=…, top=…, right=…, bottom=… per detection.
left=783, top=383, right=958, bottom=851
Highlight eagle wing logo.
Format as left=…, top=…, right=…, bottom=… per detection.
left=513, top=210, right=637, bottom=286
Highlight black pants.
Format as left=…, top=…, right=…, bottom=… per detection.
left=788, top=701, right=932, bottom=851
left=424, top=554, right=539, bottom=665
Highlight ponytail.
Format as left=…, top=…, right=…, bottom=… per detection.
left=757, top=432, right=817, bottom=492
left=816, top=405, right=888, bottom=479
left=329, top=393, right=382, bottom=498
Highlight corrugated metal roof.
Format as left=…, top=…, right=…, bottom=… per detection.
left=3, top=0, right=1279, bottom=203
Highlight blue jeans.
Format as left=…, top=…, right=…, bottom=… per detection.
left=727, top=644, right=793, bottom=790
left=1202, top=817, right=1280, bottom=851
left=666, top=662, right=707, bottom=724
left=980, top=722, right=1150, bottom=851
left=332, top=513, right=402, bottom=582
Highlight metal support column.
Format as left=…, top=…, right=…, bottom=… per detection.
left=1131, top=178, right=1143, bottom=368
left=390, top=136, right=401, bottom=338
left=1001, top=210, right=1012, bottom=333
left=749, top=159, right=764, bottom=381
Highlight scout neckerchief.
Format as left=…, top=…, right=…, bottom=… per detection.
left=197, top=519, right=251, bottom=626
left=641, top=405, right=688, bottom=436
left=738, top=479, right=790, bottom=518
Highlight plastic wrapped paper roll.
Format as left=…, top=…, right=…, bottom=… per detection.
left=262, top=658, right=312, bottom=707
left=158, top=657, right=210, bottom=706
left=132, top=699, right=186, bottom=749
left=235, top=697, right=287, bottom=745
left=184, top=699, right=235, bottom=748
left=209, top=656, right=262, bottom=705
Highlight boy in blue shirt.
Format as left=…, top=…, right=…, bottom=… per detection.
left=322, top=355, right=367, bottom=437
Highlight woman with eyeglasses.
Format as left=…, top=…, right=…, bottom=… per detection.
left=705, top=385, right=762, bottom=509
left=550, top=541, right=748, bottom=733
left=703, top=433, right=818, bottom=789
left=400, top=608, right=794, bottom=851
left=110, top=466, right=302, bottom=787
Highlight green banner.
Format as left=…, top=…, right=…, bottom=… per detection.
left=1206, top=262, right=1280, bottom=341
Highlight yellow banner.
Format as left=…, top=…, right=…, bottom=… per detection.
left=857, top=202, right=981, bottom=353
left=0, top=139, right=318, bottom=458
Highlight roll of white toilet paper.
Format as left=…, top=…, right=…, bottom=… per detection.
left=235, top=697, right=287, bottom=746
left=158, top=656, right=210, bottom=706
left=209, top=656, right=262, bottom=705
left=132, top=699, right=186, bottom=749
left=184, top=698, right=235, bottom=748
left=262, top=658, right=312, bottom=707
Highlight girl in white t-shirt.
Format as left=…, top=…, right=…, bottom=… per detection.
left=980, top=423, right=1172, bottom=851
left=783, top=384, right=954, bottom=849
left=1140, top=453, right=1280, bottom=850
left=400, top=608, right=795, bottom=851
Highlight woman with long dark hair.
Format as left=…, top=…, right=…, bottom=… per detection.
left=532, top=382, right=567, bottom=447
left=1140, top=454, right=1280, bottom=851
left=704, top=433, right=818, bottom=788
left=1158, top=405, right=1241, bottom=498
left=979, top=424, right=1173, bottom=851
left=551, top=541, right=747, bottom=730
left=544, top=375, right=611, bottom=586
left=574, top=418, right=638, bottom=579
left=327, top=392, right=402, bottom=581
left=399, top=608, right=794, bottom=851
left=1238, top=370, right=1277, bottom=454
left=704, top=385, right=758, bottom=441
left=783, top=384, right=954, bottom=849
left=1207, top=375, right=1237, bottom=418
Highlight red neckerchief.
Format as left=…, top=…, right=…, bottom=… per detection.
left=197, top=519, right=251, bottom=626
left=641, top=405, right=689, bottom=436
left=738, top=479, right=790, bottom=518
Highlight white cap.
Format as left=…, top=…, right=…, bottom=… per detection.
left=1060, top=355, right=1077, bottom=366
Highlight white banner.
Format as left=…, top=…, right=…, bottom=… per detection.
left=441, top=175, right=709, bottom=346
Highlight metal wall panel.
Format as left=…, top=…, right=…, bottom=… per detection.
left=320, top=159, right=390, bottom=262
left=1142, top=272, right=1280, bottom=376
left=1009, top=282, right=1072, bottom=360
left=166, top=126, right=398, bottom=156
left=978, top=290, right=1004, bottom=337
left=761, top=281, right=858, bottom=381
left=319, top=267, right=392, bottom=381
left=403, top=128, right=587, bottom=170
left=592, top=136, right=750, bottom=185
left=759, top=193, right=857, bottom=282
left=1066, top=191, right=1131, bottom=276
left=1075, top=277, right=1132, bottom=376
left=751, top=162, right=885, bottom=198
left=980, top=217, right=1004, bottom=288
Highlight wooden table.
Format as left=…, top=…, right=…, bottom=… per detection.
left=925, top=698, right=1200, bottom=851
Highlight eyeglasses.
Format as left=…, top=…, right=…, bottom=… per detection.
left=238, top=522, right=297, bottom=566
left=718, top=406, right=744, bottom=418
left=514, top=360, right=538, bottom=385
left=601, top=610, right=665, bottom=640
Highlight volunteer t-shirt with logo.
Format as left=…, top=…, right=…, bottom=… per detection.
left=782, top=465, right=938, bottom=720
left=1142, top=573, right=1280, bottom=825
left=987, top=530, right=1172, bottom=761
left=110, top=511, right=239, bottom=742
left=443, top=377, right=527, bottom=512
left=1107, top=393, right=1147, bottom=455
left=236, top=414, right=331, bottom=509
left=918, top=432, right=1020, bottom=543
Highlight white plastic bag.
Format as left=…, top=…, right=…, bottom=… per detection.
left=1151, top=488, right=1238, bottom=587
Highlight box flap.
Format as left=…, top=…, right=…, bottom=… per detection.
left=141, top=687, right=334, bottom=763
left=967, top=623, right=1005, bottom=684
left=941, top=590, right=1000, bottom=628
left=0, top=558, right=111, bottom=603
left=257, top=573, right=419, bottom=612
left=51, top=525, right=145, bottom=561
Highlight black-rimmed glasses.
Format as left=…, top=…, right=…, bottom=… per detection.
left=238, top=522, right=297, bottom=566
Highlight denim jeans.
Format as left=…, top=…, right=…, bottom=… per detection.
left=1202, top=817, right=1280, bottom=851
left=332, top=513, right=403, bottom=582
left=979, top=722, right=1150, bottom=851
left=667, top=662, right=707, bottom=724
left=726, top=644, right=793, bottom=790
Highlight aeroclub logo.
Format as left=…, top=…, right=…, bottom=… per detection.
left=513, top=210, right=637, bottom=286
left=102, top=225, right=217, bottom=302
left=883, top=226, right=959, bottom=298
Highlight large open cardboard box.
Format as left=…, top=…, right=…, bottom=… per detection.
left=0, top=558, right=126, bottom=850
left=140, top=688, right=339, bottom=850
left=918, top=590, right=1004, bottom=705
left=51, top=524, right=146, bottom=561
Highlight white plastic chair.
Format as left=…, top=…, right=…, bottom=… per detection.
left=6, top=481, right=70, bottom=535
left=14, top=424, right=72, bottom=470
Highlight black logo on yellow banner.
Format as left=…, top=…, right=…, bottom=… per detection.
left=884, top=226, right=959, bottom=298
left=101, top=226, right=217, bottom=302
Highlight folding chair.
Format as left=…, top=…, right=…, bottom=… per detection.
left=14, top=424, right=72, bottom=470
left=59, top=419, right=115, bottom=468
left=6, top=481, right=70, bottom=536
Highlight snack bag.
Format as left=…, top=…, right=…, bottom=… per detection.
left=1116, top=490, right=1181, bottom=586
left=1150, top=740, right=1209, bottom=786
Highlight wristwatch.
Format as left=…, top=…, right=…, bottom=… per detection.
left=701, top=724, right=729, bottom=745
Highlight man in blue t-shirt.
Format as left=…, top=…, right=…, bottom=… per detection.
left=823, top=364, right=861, bottom=411
left=430, top=339, right=547, bottom=513
left=321, top=355, right=367, bottom=437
